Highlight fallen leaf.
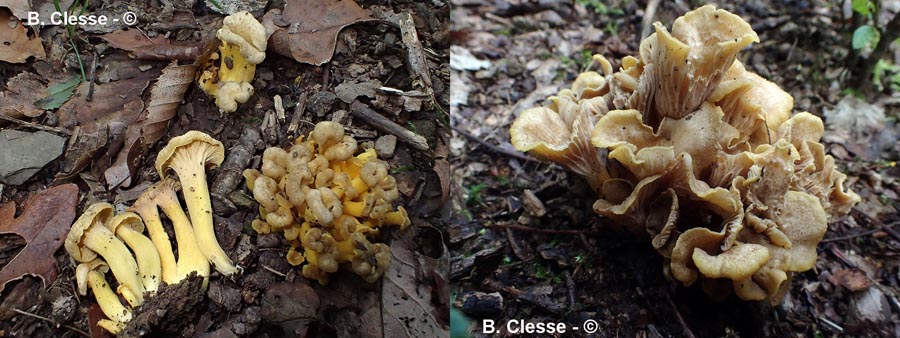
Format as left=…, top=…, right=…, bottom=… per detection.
left=0, top=72, right=47, bottom=118
left=0, top=184, right=79, bottom=293
left=831, top=268, right=874, bottom=292
left=106, top=62, right=197, bottom=189
left=261, top=282, right=319, bottom=334
left=381, top=233, right=450, bottom=337
left=100, top=29, right=203, bottom=61
left=263, top=0, right=375, bottom=65
left=56, top=67, right=155, bottom=179
left=33, top=75, right=81, bottom=110
left=0, top=8, right=45, bottom=63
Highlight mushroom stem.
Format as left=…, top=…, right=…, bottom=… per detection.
left=169, top=148, right=237, bottom=275
left=109, top=214, right=162, bottom=293
left=154, top=180, right=211, bottom=281
left=80, top=223, right=144, bottom=307
left=129, top=199, right=178, bottom=285
left=87, top=270, right=132, bottom=333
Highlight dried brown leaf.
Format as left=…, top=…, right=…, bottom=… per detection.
left=0, top=184, right=78, bottom=293
left=832, top=268, right=874, bottom=292
left=381, top=232, right=450, bottom=337
left=0, top=72, right=46, bottom=118
left=105, top=62, right=196, bottom=189
left=263, top=0, right=374, bottom=65
left=56, top=68, right=155, bottom=180
left=0, top=8, right=45, bottom=63
left=100, top=29, right=203, bottom=61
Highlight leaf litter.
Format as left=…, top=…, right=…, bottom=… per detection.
left=0, top=8, right=45, bottom=64
left=0, top=184, right=78, bottom=293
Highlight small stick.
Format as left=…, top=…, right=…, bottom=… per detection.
left=490, top=223, right=598, bottom=235
left=286, top=91, right=310, bottom=137
left=350, top=101, right=429, bottom=151
left=260, top=264, right=287, bottom=278
left=273, top=95, right=285, bottom=121
left=450, top=125, right=538, bottom=163
left=819, top=316, right=844, bottom=333
left=563, top=271, right=576, bottom=306
left=821, top=228, right=883, bottom=242
left=85, top=52, right=98, bottom=101
left=640, top=0, right=662, bottom=39
left=0, top=115, right=73, bottom=135
left=12, top=308, right=89, bottom=337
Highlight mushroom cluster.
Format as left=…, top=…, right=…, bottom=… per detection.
left=509, top=5, right=860, bottom=303
left=197, top=11, right=267, bottom=112
left=244, top=121, right=410, bottom=285
left=64, top=131, right=233, bottom=333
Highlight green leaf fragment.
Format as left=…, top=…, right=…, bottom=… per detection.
left=34, top=76, right=81, bottom=110
left=852, top=25, right=878, bottom=50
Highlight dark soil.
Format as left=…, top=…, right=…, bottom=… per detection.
left=450, top=1, right=899, bottom=337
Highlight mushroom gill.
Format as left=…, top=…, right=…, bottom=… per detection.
left=508, top=4, right=860, bottom=303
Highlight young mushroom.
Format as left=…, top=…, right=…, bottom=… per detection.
left=156, top=131, right=237, bottom=276
left=65, top=203, right=144, bottom=307
left=197, top=11, right=268, bottom=112
left=106, top=212, right=162, bottom=293
left=75, top=259, right=132, bottom=334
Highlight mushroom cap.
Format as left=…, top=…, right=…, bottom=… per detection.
left=65, top=203, right=114, bottom=262
left=692, top=243, right=769, bottom=280
left=75, top=259, right=109, bottom=296
left=215, top=81, right=253, bottom=113
left=156, top=130, right=226, bottom=179
left=106, top=211, right=145, bottom=234
left=311, top=121, right=346, bottom=150
left=217, top=11, right=267, bottom=65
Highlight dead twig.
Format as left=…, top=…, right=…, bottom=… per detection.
left=349, top=101, right=430, bottom=151
left=260, top=264, right=287, bottom=278
left=490, top=223, right=598, bottom=236
left=822, top=228, right=883, bottom=242
left=85, top=52, right=98, bottom=101
left=850, top=209, right=900, bottom=241
left=640, top=0, right=662, bottom=39
left=287, top=91, right=311, bottom=137
left=374, top=10, right=433, bottom=99
left=450, top=125, right=539, bottom=163
left=0, top=115, right=73, bottom=135
left=12, top=308, right=89, bottom=337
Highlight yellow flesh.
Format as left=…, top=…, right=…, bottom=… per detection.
left=129, top=203, right=178, bottom=284
left=82, top=223, right=144, bottom=307
left=170, top=149, right=238, bottom=275
left=88, top=270, right=132, bottom=331
left=155, top=187, right=211, bottom=280
left=116, top=227, right=162, bottom=293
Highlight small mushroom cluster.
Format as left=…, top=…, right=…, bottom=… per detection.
left=244, top=121, right=410, bottom=285
left=65, top=131, right=234, bottom=333
left=510, top=5, right=860, bottom=303
left=198, top=11, right=267, bottom=112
